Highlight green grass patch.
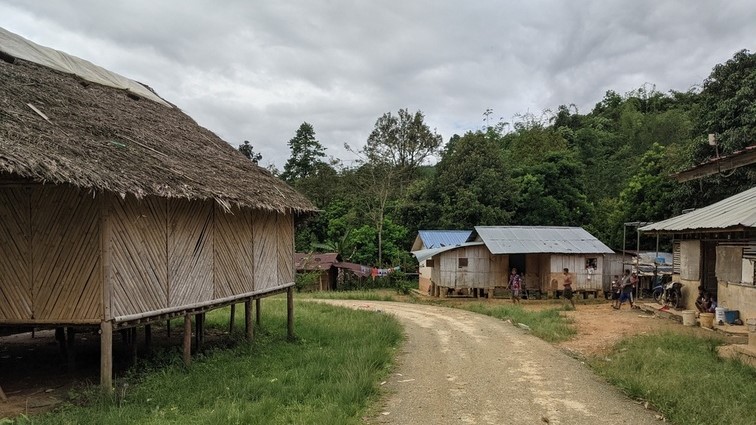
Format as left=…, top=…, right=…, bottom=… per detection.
left=590, top=332, right=756, bottom=425
left=304, top=290, right=398, bottom=302
left=458, top=303, right=576, bottom=342
left=21, top=301, right=402, bottom=425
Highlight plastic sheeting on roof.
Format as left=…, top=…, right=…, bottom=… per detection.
left=473, top=226, right=613, bottom=255
left=418, top=230, right=473, bottom=249
left=640, top=186, right=756, bottom=233
left=0, top=27, right=171, bottom=107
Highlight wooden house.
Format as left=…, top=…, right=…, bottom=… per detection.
left=294, top=253, right=339, bottom=291
left=0, top=28, right=316, bottom=392
left=411, top=230, right=472, bottom=294
left=640, top=187, right=756, bottom=318
left=415, top=226, right=613, bottom=298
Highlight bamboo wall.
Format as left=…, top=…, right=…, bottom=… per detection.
left=0, top=185, right=101, bottom=322
left=0, top=184, right=295, bottom=324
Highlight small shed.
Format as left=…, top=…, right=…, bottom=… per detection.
left=415, top=226, right=613, bottom=298
left=0, top=28, right=316, bottom=392
left=411, top=230, right=472, bottom=294
left=294, top=253, right=339, bottom=291
left=640, top=187, right=756, bottom=318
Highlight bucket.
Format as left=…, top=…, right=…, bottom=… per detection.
left=682, top=310, right=696, bottom=326
left=681, top=310, right=696, bottom=326
left=715, top=307, right=727, bottom=325
left=699, top=313, right=715, bottom=329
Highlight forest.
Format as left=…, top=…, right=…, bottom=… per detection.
left=240, top=49, right=756, bottom=270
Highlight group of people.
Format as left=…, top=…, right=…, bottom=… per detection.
left=610, top=269, right=638, bottom=310
left=509, top=267, right=577, bottom=307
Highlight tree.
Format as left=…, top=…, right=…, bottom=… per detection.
left=237, top=140, right=262, bottom=164
left=281, top=122, right=326, bottom=182
left=364, top=109, right=443, bottom=176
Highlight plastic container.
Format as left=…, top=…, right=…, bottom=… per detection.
left=723, top=310, right=739, bottom=324
left=681, top=310, right=696, bottom=326
left=715, top=307, right=727, bottom=325
left=699, top=313, right=715, bottom=329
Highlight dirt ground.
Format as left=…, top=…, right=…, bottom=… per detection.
left=0, top=297, right=745, bottom=419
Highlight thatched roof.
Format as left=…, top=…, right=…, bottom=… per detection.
left=0, top=32, right=316, bottom=213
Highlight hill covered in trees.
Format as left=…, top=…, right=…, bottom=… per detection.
left=244, top=49, right=756, bottom=268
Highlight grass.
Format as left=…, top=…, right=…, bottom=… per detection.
left=455, top=302, right=576, bottom=342
left=19, top=300, right=403, bottom=425
left=590, top=332, right=756, bottom=425
left=304, top=290, right=398, bottom=302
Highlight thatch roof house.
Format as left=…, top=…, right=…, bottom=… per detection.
left=0, top=27, right=316, bottom=391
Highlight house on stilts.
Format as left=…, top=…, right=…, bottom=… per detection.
left=0, top=27, right=316, bottom=392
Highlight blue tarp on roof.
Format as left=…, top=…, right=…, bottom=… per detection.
left=418, top=230, right=473, bottom=249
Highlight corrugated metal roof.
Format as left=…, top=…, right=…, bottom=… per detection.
left=417, top=230, right=473, bottom=249
left=294, top=252, right=339, bottom=271
left=473, top=226, right=613, bottom=254
left=639, top=186, right=756, bottom=233
left=412, top=242, right=485, bottom=262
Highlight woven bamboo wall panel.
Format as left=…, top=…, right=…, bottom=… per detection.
left=253, top=210, right=278, bottom=290
left=213, top=206, right=255, bottom=298
left=31, top=186, right=101, bottom=320
left=277, top=214, right=294, bottom=285
left=168, top=199, right=213, bottom=307
left=111, top=196, right=168, bottom=317
left=0, top=187, right=32, bottom=320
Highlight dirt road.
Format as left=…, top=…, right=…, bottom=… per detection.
left=317, top=300, right=660, bottom=425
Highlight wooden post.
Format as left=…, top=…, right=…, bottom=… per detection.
left=255, top=298, right=261, bottom=326
left=183, top=314, right=192, bottom=367
left=166, top=319, right=171, bottom=338
left=100, top=321, right=113, bottom=393
left=145, top=324, right=152, bottom=353
left=287, top=286, right=294, bottom=340
left=66, top=327, right=76, bottom=372
left=0, top=384, right=6, bottom=401
left=130, top=327, right=138, bottom=366
left=229, top=304, right=236, bottom=334
left=245, top=299, right=253, bottom=340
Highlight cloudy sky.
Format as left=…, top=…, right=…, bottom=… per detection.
left=2, top=1, right=755, bottom=169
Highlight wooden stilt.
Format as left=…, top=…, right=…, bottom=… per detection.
left=245, top=299, right=253, bottom=340
left=55, top=327, right=66, bottom=358
left=183, top=314, right=192, bottom=367
left=166, top=319, right=171, bottom=338
left=287, top=286, right=294, bottom=340
left=229, top=304, right=236, bottom=334
left=145, top=324, right=152, bottom=353
left=0, top=385, right=6, bottom=401
left=200, top=313, right=205, bottom=348
left=130, top=328, right=138, bottom=366
left=66, top=327, right=76, bottom=372
left=256, top=298, right=261, bottom=326
left=100, top=321, right=113, bottom=393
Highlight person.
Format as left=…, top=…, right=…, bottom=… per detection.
left=508, top=267, right=522, bottom=304
left=562, top=268, right=575, bottom=308
left=695, top=286, right=709, bottom=313
left=629, top=272, right=639, bottom=308
left=614, top=269, right=633, bottom=310
left=611, top=275, right=621, bottom=308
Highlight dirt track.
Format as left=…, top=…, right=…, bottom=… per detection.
left=317, top=300, right=660, bottom=425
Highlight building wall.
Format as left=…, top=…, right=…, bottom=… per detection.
left=546, top=254, right=604, bottom=291
left=680, top=240, right=700, bottom=281
left=0, top=185, right=102, bottom=322
left=432, top=245, right=507, bottom=289
left=715, top=245, right=756, bottom=320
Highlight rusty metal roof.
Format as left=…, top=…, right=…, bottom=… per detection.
left=294, top=252, right=339, bottom=271
left=639, top=186, right=756, bottom=233
left=472, top=226, right=613, bottom=254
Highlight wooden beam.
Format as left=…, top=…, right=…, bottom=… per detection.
left=229, top=304, right=235, bottom=334
left=145, top=324, right=152, bottom=353
left=130, top=327, right=138, bottom=366
left=674, top=148, right=756, bottom=182
left=287, top=286, right=294, bottom=340
left=100, top=321, right=113, bottom=393
left=245, top=299, right=253, bottom=340
left=256, top=298, right=261, bottom=326
left=0, top=384, right=6, bottom=401
left=66, top=327, right=76, bottom=372
left=183, top=314, right=192, bottom=367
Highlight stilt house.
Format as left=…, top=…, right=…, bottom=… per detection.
left=0, top=28, right=315, bottom=390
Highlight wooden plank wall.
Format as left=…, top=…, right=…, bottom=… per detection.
left=437, top=246, right=507, bottom=289
left=110, top=196, right=168, bottom=317
left=0, top=187, right=32, bottom=320
left=547, top=254, right=603, bottom=290
left=214, top=206, right=254, bottom=298
left=168, top=199, right=214, bottom=307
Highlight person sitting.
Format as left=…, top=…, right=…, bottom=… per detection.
left=695, top=286, right=709, bottom=313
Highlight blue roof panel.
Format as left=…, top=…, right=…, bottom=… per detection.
left=418, top=230, right=473, bottom=249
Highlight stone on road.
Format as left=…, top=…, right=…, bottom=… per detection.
left=317, top=300, right=658, bottom=425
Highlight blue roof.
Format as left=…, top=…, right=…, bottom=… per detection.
left=418, top=230, right=473, bottom=249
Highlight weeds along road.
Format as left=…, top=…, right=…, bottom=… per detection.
left=315, top=300, right=659, bottom=425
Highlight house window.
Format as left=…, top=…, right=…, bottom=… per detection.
left=458, top=258, right=468, bottom=268
left=426, top=259, right=435, bottom=267
left=585, top=258, right=597, bottom=271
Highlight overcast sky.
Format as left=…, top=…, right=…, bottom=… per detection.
left=2, top=1, right=755, bottom=169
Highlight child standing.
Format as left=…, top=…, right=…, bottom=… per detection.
left=508, top=268, right=522, bottom=304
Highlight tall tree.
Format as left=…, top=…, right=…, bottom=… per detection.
left=237, top=140, right=262, bottom=164
left=281, top=122, right=326, bottom=182
left=364, top=109, right=443, bottom=176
